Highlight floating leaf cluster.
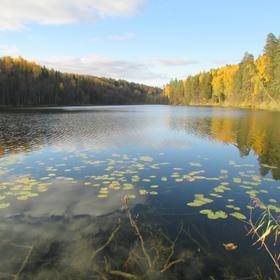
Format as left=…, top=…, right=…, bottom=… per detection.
left=200, top=209, right=228, bottom=219
left=0, top=149, right=279, bottom=226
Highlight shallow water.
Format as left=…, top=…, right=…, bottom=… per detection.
left=0, top=105, right=279, bottom=279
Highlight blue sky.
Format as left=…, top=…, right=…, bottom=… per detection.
left=0, top=0, right=279, bottom=87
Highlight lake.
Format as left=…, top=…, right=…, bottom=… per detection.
left=0, top=105, right=279, bottom=280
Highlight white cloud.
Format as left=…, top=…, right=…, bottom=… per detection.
left=147, top=58, right=198, bottom=66
left=0, top=44, right=19, bottom=55
left=37, top=54, right=167, bottom=87
left=34, top=54, right=201, bottom=87
left=0, top=0, right=144, bottom=31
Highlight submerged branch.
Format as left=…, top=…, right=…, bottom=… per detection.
left=123, top=196, right=153, bottom=270
left=161, top=223, right=184, bottom=272
left=109, top=270, right=139, bottom=280
left=14, top=245, right=34, bottom=280
left=91, top=223, right=121, bottom=261
left=160, top=258, right=184, bottom=273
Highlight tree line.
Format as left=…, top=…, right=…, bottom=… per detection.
left=0, top=56, right=165, bottom=106
left=163, top=33, right=280, bottom=109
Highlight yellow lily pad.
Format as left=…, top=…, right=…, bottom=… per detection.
left=223, top=243, right=238, bottom=251
left=229, top=212, right=246, bottom=220
left=0, top=202, right=10, bottom=209
left=187, top=194, right=213, bottom=207
left=200, top=209, right=228, bottom=219
left=139, top=156, right=153, bottom=162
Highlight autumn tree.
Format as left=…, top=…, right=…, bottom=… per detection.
left=163, top=32, right=280, bottom=108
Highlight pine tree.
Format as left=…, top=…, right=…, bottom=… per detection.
left=272, top=38, right=280, bottom=98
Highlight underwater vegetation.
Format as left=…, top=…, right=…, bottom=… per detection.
left=0, top=149, right=279, bottom=221
left=0, top=106, right=280, bottom=279
left=246, top=198, right=280, bottom=274
left=0, top=148, right=279, bottom=279
left=0, top=195, right=278, bottom=280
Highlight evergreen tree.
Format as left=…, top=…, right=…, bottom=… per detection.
left=162, top=32, right=280, bottom=109
left=0, top=56, right=163, bottom=106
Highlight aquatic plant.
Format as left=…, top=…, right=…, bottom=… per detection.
left=229, top=212, right=246, bottom=220
left=122, top=196, right=185, bottom=274
left=0, top=202, right=10, bottom=209
left=187, top=194, right=213, bottom=207
left=0, top=240, right=33, bottom=280
left=199, top=209, right=228, bottom=220
left=246, top=198, right=280, bottom=273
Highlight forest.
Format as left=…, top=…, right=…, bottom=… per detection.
left=0, top=56, right=164, bottom=106
left=1, top=33, right=280, bottom=109
left=163, top=33, right=280, bottom=110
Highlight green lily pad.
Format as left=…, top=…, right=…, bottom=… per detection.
left=0, top=202, right=10, bottom=209
left=200, top=209, right=228, bottom=219
left=230, top=212, right=246, bottom=220
left=187, top=194, right=213, bottom=207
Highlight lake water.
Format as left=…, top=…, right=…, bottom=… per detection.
left=0, top=105, right=279, bottom=279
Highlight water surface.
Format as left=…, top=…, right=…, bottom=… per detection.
left=0, top=105, right=279, bottom=279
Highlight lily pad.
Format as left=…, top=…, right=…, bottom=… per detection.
left=229, top=212, right=246, bottom=220
left=200, top=209, right=228, bottom=219
left=187, top=194, right=213, bottom=207
left=0, top=202, right=10, bottom=209
left=139, top=156, right=153, bottom=162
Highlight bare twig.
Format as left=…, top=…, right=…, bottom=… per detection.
left=160, top=259, right=184, bottom=273
left=161, top=223, right=184, bottom=272
left=121, top=196, right=187, bottom=277
left=109, top=270, right=139, bottom=280
left=14, top=245, right=34, bottom=280
left=91, top=223, right=121, bottom=261
left=123, top=196, right=153, bottom=270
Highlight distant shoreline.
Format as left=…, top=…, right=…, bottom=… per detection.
left=184, top=102, right=280, bottom=112
left=1, top=103, right=279, bottom=113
